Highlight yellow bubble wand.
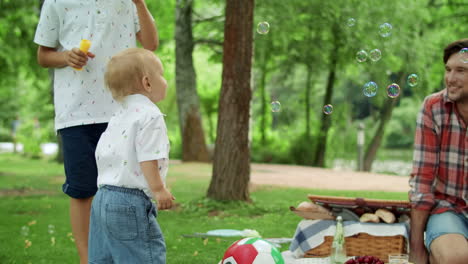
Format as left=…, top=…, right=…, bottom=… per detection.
left=74, top=39, right=91, bottom=71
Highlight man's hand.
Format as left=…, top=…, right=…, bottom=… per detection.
left=65, top=48, right=95, bottom=69
left=154, top=187, right=175, bottom=210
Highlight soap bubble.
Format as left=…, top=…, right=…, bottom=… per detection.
left=21, top=226, right=29, bottom=236
left=356, top=50, right=368, bottom=63
left=387, top=83, right=401, bottom=98
left=257, top=22, right=270, bottom=35
left=323, top=104, right=333, bottom=115
left=379, top=23, right=392, bottom=37
left=369, top=49, right=382, bottom=62
left=363, top=81, right=378, bottom=97
left=347, top=18, right=356, bottom=27
left=459, top=48, right=468, bottom=63
left=48, top=224, right=55, bottom=235
left=270, top=101, right=281, bottom=112
left=407, top=74, right=419, bottom=87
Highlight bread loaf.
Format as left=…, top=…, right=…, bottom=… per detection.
left=359, top=213, right=380, bottom=223
left=375, top=208, right=396, bottom=223
left=296, top=202, right=316, bottom=211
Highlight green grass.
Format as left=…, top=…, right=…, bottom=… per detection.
left=0, top=154, right=407, bottom=264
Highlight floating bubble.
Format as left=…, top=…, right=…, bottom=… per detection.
left=387, top=83, right=401, bottom=98
left=459, top=48, right=468, bottom=63
left=21, top=226, right=29, bottom=236
left=257, top=22, right=270, bottom=35
left=270, top=101, right=281, bottom=112
left=379, top=23, right=392, bottom=37
left=48, top=224, right=55, bottom=235
left=369, top=49, right=382, bottom=62
left=323, top=104, right=333, bottom=115
left=347, top=18, right=356, bottom=27
left=356, top=50, right=367, bottom=63
left=363, top=81, right=378, bottom=97
left=407, top=74, right=419, bottom=87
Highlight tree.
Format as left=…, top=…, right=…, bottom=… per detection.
left=207, top=0, right=254, bottom=201
left=175, top=0, right=210, bottom=162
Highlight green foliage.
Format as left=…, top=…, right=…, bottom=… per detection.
left=0, top=0, right=466, bottom=171
left=288, top=133, right=315, bottom=165
left=16, top=118, right=47, bottom=159
left=384, top=97, right=421, bottom=149
left=250, top=129, right=292, bottom=164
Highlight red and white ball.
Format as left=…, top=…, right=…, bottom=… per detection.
left=219, top=237, right=284, bottom=264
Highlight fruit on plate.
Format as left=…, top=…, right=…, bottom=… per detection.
left=345, top=255, right=385, bottom=264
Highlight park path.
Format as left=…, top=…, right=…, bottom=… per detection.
left=250, top=163, right=410, bottom=192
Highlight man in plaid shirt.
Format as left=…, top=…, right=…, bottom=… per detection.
left=409, top=39, right=468, bottom=264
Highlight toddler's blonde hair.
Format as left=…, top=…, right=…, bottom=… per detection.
left=105, top=48, right=154, bottom=102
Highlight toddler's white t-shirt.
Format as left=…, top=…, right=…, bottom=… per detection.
left=95, top=94, right=170, bottom=198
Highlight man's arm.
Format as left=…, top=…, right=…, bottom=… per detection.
left=37, top=46, right=94, bottom=69
left=408, top=98, right=438, bottom=264
left=133, top=0, right=159, bottom=51
left=409, top=209, right=430, bottom=264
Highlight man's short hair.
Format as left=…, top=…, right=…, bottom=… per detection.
left=444, top=38, right=468, bottom=64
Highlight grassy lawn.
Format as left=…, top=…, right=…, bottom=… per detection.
left=0, top=154, right=407, bottom=264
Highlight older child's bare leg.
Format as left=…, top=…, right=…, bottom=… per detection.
left=70, top=197, right=93, bottom=264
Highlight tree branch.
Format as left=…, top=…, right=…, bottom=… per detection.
left=193, top=14, right=224, bottom=24
left=194, top=38, right=223, bottom=46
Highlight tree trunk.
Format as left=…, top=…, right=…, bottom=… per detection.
left=175, top=0, right=210, bottom=162
left=305, top=63, right=313, bottom=139
left=259, top=57, right=267, bottom=145
left=363, top=94, right=398, bottom=171
left=312, top=23, right=339, bottom=167
left=207, top=0, right=254, bottom=201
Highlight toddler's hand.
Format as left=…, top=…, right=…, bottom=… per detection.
left=154, top=187, right=175, bottom=210
left=65, top=48, right=95, bottom=69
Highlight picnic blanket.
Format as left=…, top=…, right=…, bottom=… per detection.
left=289, top=220, right=409, bottom=258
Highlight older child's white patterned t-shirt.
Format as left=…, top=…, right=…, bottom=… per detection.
left=95, top=94, right=170, bottom=198
left=34, top=0, right=140, bottom=130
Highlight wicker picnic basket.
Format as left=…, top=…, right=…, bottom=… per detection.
left=304, top=233, right=407, bottom=263
left=304, top=195, right=410, bottom=262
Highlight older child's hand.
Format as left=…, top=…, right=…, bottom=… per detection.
left=65, top=48, right=95, bottom=69
left=132, top=0, right=146, bottom=5
left=154, top=187, right=175, bottom=210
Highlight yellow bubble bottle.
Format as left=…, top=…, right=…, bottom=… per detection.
left=74, top=39, right=91, bottom=71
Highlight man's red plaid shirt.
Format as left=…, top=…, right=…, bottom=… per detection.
left=409, top=90, right=468, bottom=216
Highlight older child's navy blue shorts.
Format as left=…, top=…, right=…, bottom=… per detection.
left=58, top=124, right=108, bottom=199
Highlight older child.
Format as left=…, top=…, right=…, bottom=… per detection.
left=34, top=1, right=158, bottom=263
left=88, top=48, right=174, bottom=263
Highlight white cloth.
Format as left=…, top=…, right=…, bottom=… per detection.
left=95, top=94, right=170, bottom=198
left=34, top=0, right=140, bottom=130
left=282, top=251, right=332, bottom=264
left=289, top=220, right=409, bottom=258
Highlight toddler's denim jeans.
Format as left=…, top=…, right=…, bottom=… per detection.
left=88, top=185, right=166, bottom=263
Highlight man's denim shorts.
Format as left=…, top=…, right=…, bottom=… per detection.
left=58, top=124, right=107, bottom=199
left=88, top=185, right=166, bottom=264
left=425, top=211, right=468, bottom=251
